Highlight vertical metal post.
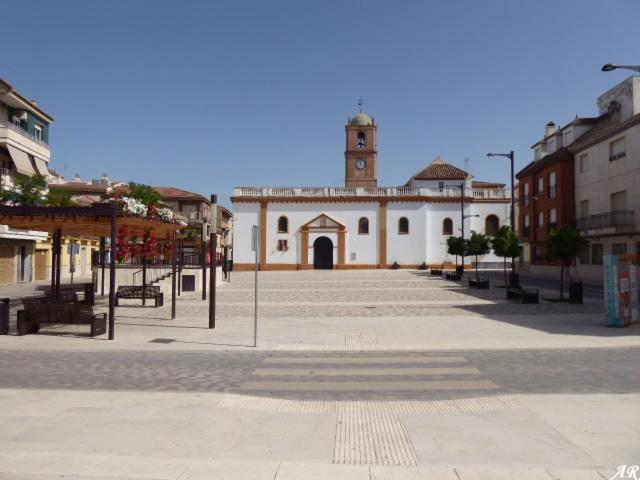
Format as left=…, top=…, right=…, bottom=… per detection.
left=55, top=229, right=62, bottom=296
left=171, top=232, right=177, bottom=320
left=177, top=238, right=183, bottom=296
left=50, top=231, right=58, bottom=292
left=209, top=232, right=216, bottom=329
left=509, top=150, right=517, bottom=284
left=108, top=208, right=117, bottom=340
left=142, top=234, right=147, bottom=306
left=254, top=238, right=258, bottom=347
left=460, top=184, right=465, bottom=274
left=100, top=237, right=106, bottom=296
left=201, top=235, right=206, bottom=300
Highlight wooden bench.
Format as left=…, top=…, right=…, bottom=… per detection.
left=18, top=300, right=106, bottom=337
left=115, top=285, right=164, bottom=307
left=522, top=288, right=540, bottom=304
left=445, top=271, right=461, bottom=281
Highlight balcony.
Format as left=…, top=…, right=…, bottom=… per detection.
left=233, top=186, right=507, bottom=199
left=576, top=210, right=635, bottom=233
left=0, top=121, right=50, bottom=160
left=548, top=185, right=557, bottom=200
left=521, top=226, right=530, bottom=239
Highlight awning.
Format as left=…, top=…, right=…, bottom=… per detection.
left=33, top=156, right=49, bottom=176
left=6, top=145, right=35, bottom=175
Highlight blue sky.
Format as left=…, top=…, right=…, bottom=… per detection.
left=3, top=0, right=639, bottom=205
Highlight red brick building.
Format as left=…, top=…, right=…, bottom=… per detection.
left=516, top=118, right=597, bottom=265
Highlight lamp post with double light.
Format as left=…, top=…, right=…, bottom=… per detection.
left=487, top=150, right=519, bottom=287
left=439, top=182, right=479, bottom=274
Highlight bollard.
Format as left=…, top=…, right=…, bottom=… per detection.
left=0, top=298, right=10, bottom=335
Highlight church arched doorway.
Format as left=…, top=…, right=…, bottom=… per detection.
left=313, top=236, right=333, bottom=269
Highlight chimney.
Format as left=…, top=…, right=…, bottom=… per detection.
left=545, top=121, right=557, bottom=137
left=74, top=173, right=81, bottom=182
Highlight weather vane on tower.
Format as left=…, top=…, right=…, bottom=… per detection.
left=357, top=96, right=365, bottom=113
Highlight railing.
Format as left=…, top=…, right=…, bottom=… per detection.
left=548, top=185, right=557, bottom=199
left=0, top=121, right=50, bottom=150
left=576, top=210, right=635, bottom=230
left=132, top=264, right=172, bottom=286
left=522, top=226, right=530, bottom=239
left=233, top=186, right=506, bottom=199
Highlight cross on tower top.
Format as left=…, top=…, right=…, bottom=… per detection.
left=357, top=97, right=364, bottom=113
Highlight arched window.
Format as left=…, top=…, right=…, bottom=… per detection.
left=358, top=217, right=369, bottom=235
left=277, top=216, right=288, bottom=233
left=398, top=217, right=409, bottom=234
left=485, top=215, right=499, bottom=236
left=442, top=218, right=453, bottom=235
left=357, top=131, right=366, bottom=148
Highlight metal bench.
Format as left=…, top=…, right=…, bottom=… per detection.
left=522, top=288, right=540, bottom=304
left=506, top=287, right=522, bottom=300
left=430, top=267, right=443, bottom=276
left=468, top=276, right=489, bottom=289
left=115, top=285, right=164, bottom=307
left=18, top=300, right=106, bottom=337
left=46, top=283, right=95, bottom=306
left=445, top=271, right=461, bottom=281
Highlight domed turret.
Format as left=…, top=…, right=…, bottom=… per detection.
left=349, top=112, right=374, bottom=126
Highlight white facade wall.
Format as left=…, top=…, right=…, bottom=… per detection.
left=267, top=202, right=379, bottom=266
left=232, top=202, right=261, bottom=264
left=387, top=202, right=426, bottom=265
left=574, top=120, right=640, bottom=282
left=233, top=198, right=510, bottom=268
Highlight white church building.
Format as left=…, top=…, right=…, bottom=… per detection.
left=231, top=110, right=510, bottom=271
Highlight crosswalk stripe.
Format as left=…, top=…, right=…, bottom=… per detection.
left=252, top=367, right=481, bottom=376
left=241, top=380, right=499, bottom=391
left=263, top=356, right=467, bottom=364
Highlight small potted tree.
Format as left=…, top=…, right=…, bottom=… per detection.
left=546, top=225, right=588, bottom=302
left=465, top=231, right=490, bottom=285
left=490, top=226, right=520, bottom=288
left=447, top=236, right=466, bottom=275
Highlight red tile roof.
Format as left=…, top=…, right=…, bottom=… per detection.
left=411, top=158, right=468, bottom=181
left=153, top=187, right=209, bottom=203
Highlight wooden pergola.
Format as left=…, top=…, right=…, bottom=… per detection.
left=0, top=203, right=183, bottom=340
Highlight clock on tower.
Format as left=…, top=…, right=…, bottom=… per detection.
left=345, top=106, right=378, bottom=188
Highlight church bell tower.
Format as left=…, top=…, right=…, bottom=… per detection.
left=345, top=102, right=378, bottom=188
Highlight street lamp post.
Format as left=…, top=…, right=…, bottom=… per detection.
left=601, top=64, right=640, bottom=74
left=487, top=151, right=519, bottom=287
left=440, top=182, right=478, bottom=274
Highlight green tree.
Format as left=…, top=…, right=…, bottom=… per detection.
left=0, top=174, right=46, bottom=206
left=128, top=182, right=162, bottom=206
left=491, top=226, right=520, bottom=287
left=465, top=231, right=490, bottom=280
left=45, top=188, right=76, bottom=207
left=546, top=225, right=588, bottom=301
left=446, top=236, right=465, bottom=270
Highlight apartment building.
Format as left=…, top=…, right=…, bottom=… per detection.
left=572, top=76, right=640, bottom=281
left=0, top=79, right=51, bottom=285
left=516, top=118, right=597, bottom=268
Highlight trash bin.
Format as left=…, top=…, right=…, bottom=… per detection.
left=569, top=280, right=583, bottom=304
left=0, top=298, right=9, bottom=335
left=508, top=273, right=520, bottom=288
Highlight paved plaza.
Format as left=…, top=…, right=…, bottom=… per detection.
left=1, top=270, right=639, bottom=479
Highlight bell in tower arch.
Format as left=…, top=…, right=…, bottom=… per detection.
left=357, top=131, right=366, bottom=148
